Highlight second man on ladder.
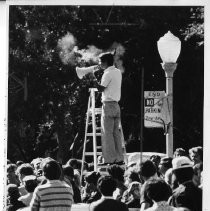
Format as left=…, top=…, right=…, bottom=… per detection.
left=88, top=52, right=124, bottom=165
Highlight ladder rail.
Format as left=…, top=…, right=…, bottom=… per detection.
left=91, top=89, right=98, bottom=171
left=80, top=96, right=91, bottom=184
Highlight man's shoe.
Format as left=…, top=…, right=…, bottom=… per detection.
left=114, top=161, right=125, bottom=165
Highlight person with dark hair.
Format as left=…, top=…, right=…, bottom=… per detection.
left=16, top=163, right=34, bottom=196
left=6, top=184, right=25, bottom=211
left=16, top=161, right=24, bottom=167
left=168, top=156, right=202, bottom=211
left=30, top=159, right=73, bottom=211
left=82, top=171, right=101, bottom=203
left=63, top=165, right=82, bottom=203
left=107, top=164, right=127, bottom=201
left=189, top=146, right=203, bottom=165
left=173, top=148, right=186, bottom=158
left=142, top=179, right=176, bottom=211
left=7, top=163, right=19, bottom=186
left=158, top=157, right=173, bottom=178
left=88, top=52, right=124, bottom=165
left=139, top=160, right=158, bottom=211
left=18, top=175, right=38, bottom=206
left=89, top=175, right=128, bottom=211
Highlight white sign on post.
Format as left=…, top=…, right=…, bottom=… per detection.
left=144, top=91, right=170, bottom=128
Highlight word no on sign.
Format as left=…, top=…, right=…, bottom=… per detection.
left=144, top=91, right=168, bottom=128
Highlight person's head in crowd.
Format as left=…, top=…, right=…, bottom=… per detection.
left=192, top=162, right=203, bottom=187
left=124, top=170, right=141, bottom=186
left=189, top=146, right=203, bottom=165
left=42, top=159, right=62, bottom=180
left=172, top=156, right=194, bottom=185
left=158, top=157, right=173, bottom=176
left=7, top=159, right=12, bottom=164
left=16, top=160, right=24, bottom=167
left=16, top=163, right=34, bottom=184
left=127, top=181, right=141, bottom=199
left=31, top=158, right=43, bottom=173
left=22, top=175, right=38, bottom=193
left=7, top=184, right=23, bottom=207
left=97, top=175, right=117, bottom=196
left=144, top=179, right=172, bottom=203
left=7, top=163, right=19, bottom=185
left=98, top=52, right=114, bottom=69
left=150, top=155, right=161, bottom=167
left=108, top=164, right=125, bottom=183
left=173, top=148, right=186, bottom=158
left=138, top=160, right=157, bottom=182
left=63, top=165, right=74, bottom=179
left=97, top=155, right=104, bottom=165
left=66, top=158, right=88, bottom=171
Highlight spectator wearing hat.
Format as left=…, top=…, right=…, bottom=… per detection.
left=139, top=160, right=158, bottom=211
left=158, top=157, right=173, bottom=179
left=189, top=146, right=203, bottom=166
left=18, top=175, right=38, bottom=206
left=82, top=171, right=101, bottom=203
left=142, top=179, right=177, bottom=211
left=30, top=159, right=73, bottom=211
left=89, top=175, right=128, bottom=211
left=168, top=156, right=202, bottom=211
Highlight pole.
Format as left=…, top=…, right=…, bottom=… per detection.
left=161, top=62, right=177, bottom=157
left=140, top=58, right=144, bottom=164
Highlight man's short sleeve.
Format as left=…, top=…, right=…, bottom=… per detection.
left=101, top=71, right=111, bottom=88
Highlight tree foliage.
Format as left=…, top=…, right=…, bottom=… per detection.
left=8, top=6, right=204, bottom=163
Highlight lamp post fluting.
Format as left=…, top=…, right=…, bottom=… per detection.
left=157, top=31, right=181, bottom=157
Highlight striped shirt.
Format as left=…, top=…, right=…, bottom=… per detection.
left=30, top=180, right=73, bottom=211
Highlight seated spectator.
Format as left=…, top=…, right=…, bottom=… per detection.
left=189, top=146, right=203, bottom=165
left=7, top=163, right=19, bottom=186
left=192, top=162, right=203, bottom=187
left=168, top=156, right=202, bottom=211
left=7, top=184, right=25, bottom=211
left=108, top=164, right=127, bottom=201
left=18, top=175, right=38, bottom=206
left=125, top=181, right=141, bottom=208
left=173, top=148, right=186, bottom=158
left=138, top=160, right=158, bottom=211
left=16, top=163, right=34, bottom=196
left=143, top=179, right=175, bottom=211
left=30, top=159, right=73, bottom=210
left=63, top=165, right=82, bottom=203
left=89, top=175, right=129, bottom=211
left=158, top=157, right=173, bottom=178
left=82, top=171, right=101, bottom=203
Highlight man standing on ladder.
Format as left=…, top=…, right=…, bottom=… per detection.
left=89, top=52, right=124, bottom=165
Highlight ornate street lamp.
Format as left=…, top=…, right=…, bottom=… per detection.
left=157, top=31, right=181, bottom=157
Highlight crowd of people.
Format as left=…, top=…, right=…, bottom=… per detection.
left=6, top=146, right=203, bottom=211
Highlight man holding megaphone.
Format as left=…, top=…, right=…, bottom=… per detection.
left=77, top=52, right=124, bottom=165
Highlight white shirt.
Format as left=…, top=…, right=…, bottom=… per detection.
left=101, top=66, right=122, bottom=102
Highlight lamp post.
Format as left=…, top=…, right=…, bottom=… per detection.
left=157, top=31, right=181, bottom=157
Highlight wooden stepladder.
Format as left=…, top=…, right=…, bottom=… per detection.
left=81, top=88, right=127, bottom=180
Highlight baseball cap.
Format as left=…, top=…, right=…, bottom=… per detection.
left=172, top=156, right=193, bottom=170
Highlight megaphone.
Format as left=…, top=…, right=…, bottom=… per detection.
left=76, top=65, right=100, bottom=79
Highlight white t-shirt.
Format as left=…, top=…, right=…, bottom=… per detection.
left=101, top=66, right=122, bottom=102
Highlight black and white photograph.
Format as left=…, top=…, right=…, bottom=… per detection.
left=1, top=0, right=209, bottom=210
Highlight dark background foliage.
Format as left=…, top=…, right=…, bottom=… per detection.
left=8, top=6, right=203, bottom=163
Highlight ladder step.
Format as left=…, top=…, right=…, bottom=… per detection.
left=85, top=152, right=102, bottom=156
left=86, top=133, right=101, bottom=136
left=97, top=146, right=102, bottom=149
